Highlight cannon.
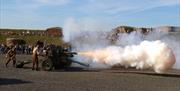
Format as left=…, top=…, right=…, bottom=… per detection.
left=16, top=45, right=89, bottom=71
left=41, top=45, right=89, bottom=71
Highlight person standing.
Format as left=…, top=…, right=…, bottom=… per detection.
left=5, top=46, right=16, bottom=67
left=32, top=45, right=40, bottom=70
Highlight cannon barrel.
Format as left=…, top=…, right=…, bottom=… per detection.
left=62, top=52, right=78, bottom=57
left=71, top=60, right=89, bottom=67
left=61, top=52, right=89, bottom=67
left=63, top=52, right=77, bottom=55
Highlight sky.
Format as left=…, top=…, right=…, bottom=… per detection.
left=0, top=0, right=180, bottom=30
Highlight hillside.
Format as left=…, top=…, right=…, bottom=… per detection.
left=0, top=34, right=64, bottom=45
left=0, top=28, right=64, bottom=45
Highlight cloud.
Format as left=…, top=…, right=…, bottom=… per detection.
left=1, top=0, right=179, bottom=29
left=36, top=0, right=71, bottom=5
left=2, top=0, right=179, bottom=16
left=0, top=0, right=68, bottom=29
left=1, top=0, right=71, bottom=11
left=77, top=0, right=180, bottom=15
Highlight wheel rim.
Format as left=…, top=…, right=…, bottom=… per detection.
left=42, top=60, right=52, bottom=71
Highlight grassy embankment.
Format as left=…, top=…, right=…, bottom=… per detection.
left=0, top=35, right=64, bottom=45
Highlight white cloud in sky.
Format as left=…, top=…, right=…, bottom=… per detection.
left=1, top=0, right=71, bottom=11
left=2, top=0, right=179, bottom=15
left=78, top=0, right=180, bottom=14
left=0, top=0, right=179, bottom=29
left=35, top=0, right=71, bottom=5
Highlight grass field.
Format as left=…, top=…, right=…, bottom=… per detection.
left=0, top=35, right=64, bottom=45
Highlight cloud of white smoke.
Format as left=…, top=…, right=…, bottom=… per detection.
left=79, top=40, right=176, bottom=73
left=63, top=18, right=180, bottom=73
left=63, top=17, right=112, bottom=42
left=114, top=30, right=180, bottom=70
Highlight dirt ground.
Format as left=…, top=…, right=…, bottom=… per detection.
left=0, top=54, right=180, bottom=91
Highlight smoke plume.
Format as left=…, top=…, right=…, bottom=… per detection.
left=78, top=40, right=176, bottom=73
left=63, top=18, right=180, bottom=73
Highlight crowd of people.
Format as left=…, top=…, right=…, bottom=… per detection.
left=0, top=44, right=33, bottom=54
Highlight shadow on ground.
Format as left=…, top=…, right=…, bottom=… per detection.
left=51, top=67, right=100, bottom=72
left=18, top=66, right=100, bottom=72
left=111, top=71, right=180, bottom=78
left=0, top=78, right=32, bottom=86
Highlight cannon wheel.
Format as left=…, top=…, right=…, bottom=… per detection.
left=41, top=58, right=53, bottom=71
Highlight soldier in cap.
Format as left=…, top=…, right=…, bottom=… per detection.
left=5, top=46, right=16, bottom=67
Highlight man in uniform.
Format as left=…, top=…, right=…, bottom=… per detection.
left=5, top=46, right=16, bottom=67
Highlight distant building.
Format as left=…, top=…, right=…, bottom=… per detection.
left=45, top=27, right=63, bottom=37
